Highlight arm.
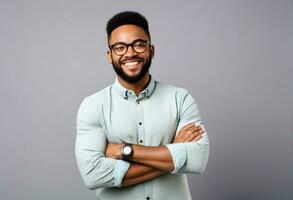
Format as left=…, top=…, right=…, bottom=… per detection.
left=164, top=90, right=210, bottom=174
left=106, top=144, right=174, bottom=172
left=129, top=123, right=204, bottom=172
left=75, top=97, right=130, bottom=189
left=131, top=145, right=174, bottom=171
left=121, top=163, right=166, bottom=187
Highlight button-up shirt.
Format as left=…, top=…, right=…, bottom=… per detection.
left=75, top=76, right=209, bottom=200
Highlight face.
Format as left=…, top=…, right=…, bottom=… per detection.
left=107, top=25, right=154, bottom=84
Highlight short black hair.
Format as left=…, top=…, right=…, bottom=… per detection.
left=106, top=11, right=150, bottom=41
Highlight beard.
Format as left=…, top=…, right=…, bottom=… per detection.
left=111, top=56, right=152, bottom=84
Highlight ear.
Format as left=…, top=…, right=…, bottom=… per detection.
left=150, top=44, right=155, bottom=58
left=107, top=50, right=113, bottom=64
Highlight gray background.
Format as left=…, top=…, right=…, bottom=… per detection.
left=1, top=0, right=292, bottom=199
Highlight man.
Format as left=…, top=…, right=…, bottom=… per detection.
left=75, top=11, right=209, bottom=200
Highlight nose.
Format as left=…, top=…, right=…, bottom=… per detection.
left=124, top=45, right=138, bottom=57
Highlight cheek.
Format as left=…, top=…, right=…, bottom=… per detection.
left=112, top=56, right=122, bottom=65
left=144, top=53, right=152, bottom=62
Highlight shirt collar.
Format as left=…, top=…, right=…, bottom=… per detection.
left=112, top=75, right=156, bottom=101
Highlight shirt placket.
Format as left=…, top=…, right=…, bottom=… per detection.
left=135, top=96, right=153, bottom=200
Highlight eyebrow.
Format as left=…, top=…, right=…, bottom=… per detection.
left=110, top=38, right=149, bottom=46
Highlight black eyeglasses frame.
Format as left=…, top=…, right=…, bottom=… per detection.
left=109, top=39, right=151, bottom=56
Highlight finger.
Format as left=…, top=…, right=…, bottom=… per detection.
left=182, top=128, right=202, bottom=142
left=177, top=123, right=195, bottom=137
left=183, top=124, right=201, bottom=136
left=185, top=129, right=203, bottom=142
left=183, top=126, right=202, bottom=137
left=180, top=123, right=195, bottom=132
left=189, top=125, right=202, bottom=132
left=191, top=134, right=203, bottom=142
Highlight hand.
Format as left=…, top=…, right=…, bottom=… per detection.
left=105, top=143, right=124, bottom=159
left=173, top=122, right=204, bottom=143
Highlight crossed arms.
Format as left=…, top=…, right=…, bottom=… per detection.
left=106, top=123, right=204, bottom=186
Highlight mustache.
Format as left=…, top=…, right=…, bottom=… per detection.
left=120, top=56, right=144, bottom=63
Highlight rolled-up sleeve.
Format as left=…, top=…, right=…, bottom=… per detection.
left=165, top=90, right=209, bottom=174
left=75, top=97, right=130, bottom=189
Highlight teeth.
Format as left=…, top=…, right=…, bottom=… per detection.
left=123, top=61, right=139, bottom=66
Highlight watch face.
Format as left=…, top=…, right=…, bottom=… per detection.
left=123, top=146, right=132, bottom=155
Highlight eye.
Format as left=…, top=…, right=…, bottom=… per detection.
left=134, top=41, right=146, bottom=47
left=113, top=44, right=126, bottom=51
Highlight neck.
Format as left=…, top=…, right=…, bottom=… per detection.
left=117, top=73, right=150, bottom=96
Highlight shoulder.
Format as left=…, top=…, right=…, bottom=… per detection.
left=155, top=81, right=198, bottom=109
left=83, top=86, right=111, bottom=104
left=77, top=85, right=111, bottom=116
left=155, top=81, right=189, bottom=97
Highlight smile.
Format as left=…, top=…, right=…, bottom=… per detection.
left=123, top=61, right=140, bottom=66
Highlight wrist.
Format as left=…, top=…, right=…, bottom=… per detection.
left=117, top=144, right=124, bottom=159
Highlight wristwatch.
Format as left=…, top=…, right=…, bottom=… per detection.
left=121, top=143, right=133, bottom=161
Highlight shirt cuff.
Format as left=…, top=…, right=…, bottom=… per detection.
left=113, top=160, right=130, bottom=187
left=165, top=143, right=187, bottom=173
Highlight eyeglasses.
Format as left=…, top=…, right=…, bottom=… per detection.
left=109, top=39, right=151, bottom=56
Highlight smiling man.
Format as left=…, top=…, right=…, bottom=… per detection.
left=75, top=11, right=209, bottom=200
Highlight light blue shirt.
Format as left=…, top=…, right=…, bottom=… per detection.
left=75, top=76, right=209, bottom=200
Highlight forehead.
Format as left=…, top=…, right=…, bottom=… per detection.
left=109, top=24, right=150, bottom=44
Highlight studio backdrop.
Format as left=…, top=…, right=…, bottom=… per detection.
left=0, top=0, right=292, bottom=200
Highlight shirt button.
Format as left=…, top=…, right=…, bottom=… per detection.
left=137, top=101, right=140, bottom=104
left=139, top=122, right=142, bottom=126
left=139, top=140, right=143, bottom=143
left=146, top=197, right=150, bottom=200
